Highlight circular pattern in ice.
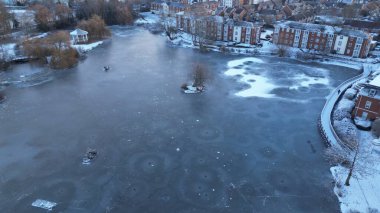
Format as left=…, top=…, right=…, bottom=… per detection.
left=126, top=152, right=175, bottom=187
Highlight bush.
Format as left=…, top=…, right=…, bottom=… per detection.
left=78, top=15, right=111, bottom=41
left=344, top=88, right=358, bottom=100
left=32, top=4, right=53, bottom=32
left=23, top=31, right=79, bottom=69
left=50, top=48, right=79, bottom=69
left=337, top=98, right=355, bottom=112
left=333, top=108, right=351, bottom=122
left=76, top=0, right=135, bottom=25
left=334, top=118, right=358, bottom=149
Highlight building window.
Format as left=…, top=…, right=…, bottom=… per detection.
left=338, top=41, right=342, bottom=46
left=369, top=89, right=377, bottom=97
left=365, top=101, right=372, bottom=109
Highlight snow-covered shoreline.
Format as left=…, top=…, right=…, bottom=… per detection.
left=71, top=41, right=104, bottom=53
left=330, top=131, right=380, bottom=213
left=329, top=65, right=380, bottom=213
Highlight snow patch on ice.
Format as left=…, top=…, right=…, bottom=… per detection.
left=224, top=57, right=330, bottom=98
left=289, top=73, right=330, bottom=90
left=225, top=57, right=277, bottom=98
left=31, top=199, right=57, bottom=210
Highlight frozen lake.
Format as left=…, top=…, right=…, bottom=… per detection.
left=0, top=27, right=359, bottom=212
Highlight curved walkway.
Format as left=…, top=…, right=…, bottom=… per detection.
left=319, top=64, right=372, bottom=149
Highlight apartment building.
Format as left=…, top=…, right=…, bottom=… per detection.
left=273, top=21, right=373, bottom=58
left=176, top=14, right=261, bottom=45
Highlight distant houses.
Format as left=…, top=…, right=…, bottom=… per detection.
left=273, top=21, right=373, bottom=58
left=151, top=0, right=190, bottom=15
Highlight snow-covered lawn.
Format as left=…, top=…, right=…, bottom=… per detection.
left=135, top=12, right=160, bottom=24
left=71, top=41, right=103, bottom=52
left=0, top=43, right=17, bottom=59
left=330, top=69, right=380, bottom=212
left=331, top=130, right=380, bottom=213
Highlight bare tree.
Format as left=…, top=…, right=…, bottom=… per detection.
left=325, top=138, right=374, bottom=186
left=0, top=2, right=13, bottom=37
left=188, top=3, right=208, bottom=51
left=342, top=5, right=357, bottom=19
left=20, top=12, right=35, bottom=34
left=54, top=3, right=75, bottom=29
left=78, top=15, right=111, bottom=41
left=276, top=45, right=289, bottom=57
left=161, top=16, right=177, bottom=40
left=0, top=45, right=10, bottom=70
left=192, top=63, right=208, bottom=89
left=32, top=4, right=54, bottom=31
left=23, top=31, right=79, bottom=69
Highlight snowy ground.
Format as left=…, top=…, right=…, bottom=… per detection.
left=135, top=12, right=160, bottom=25
left=330, top=69, right=380, bottom=212
left=71, top=41, right=104, bottom=52
left=260, top=29, right=273, bottom=40
left=331, top=130, right=380, bottom=213
left=224, top=57, right=331, bottom=99
left=0, top=43, right=17, bottom=60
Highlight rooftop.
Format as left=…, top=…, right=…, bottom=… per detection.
left=276, top=21, right=336, bottom=34
left=276, top=21, right=371, bottom=39
left=368, top=74, right=380, bottom=88
left=70, top=29, right=88, bottom=36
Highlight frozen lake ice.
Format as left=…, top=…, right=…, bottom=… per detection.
left=0, top=27, right=359, bottom=212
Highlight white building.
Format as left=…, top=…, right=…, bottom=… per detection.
left=222, top=0, right=233, bottom=7
left=233, top=25, right=242, bottom=42
left=70, top=29, right=88, bottom=44
left=333, top=35, right=348, bottom=55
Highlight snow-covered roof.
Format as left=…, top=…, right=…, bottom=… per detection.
left=368, top=74, right=380, bottom=88
left=276, top=21, right=336, bottom=34
left=276, top=21, right=371, bottom=39
left=70, top=29, right=88, bottom=36
left=338, top=28, right=370, bottom=39
left=314, top=15, right=344, bottom=25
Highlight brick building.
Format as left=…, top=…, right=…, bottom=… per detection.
left=176, top=14, right=261, bottom=45
left=151, top=1, right=190, bottom=15
left=352, top=75, right=380, bottom=121
left=223, top=20, right=261, bottom=44
left=273, top=21, right=373, bottom=58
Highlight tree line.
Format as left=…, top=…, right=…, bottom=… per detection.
left=32, top=0, right=135, bottom=32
